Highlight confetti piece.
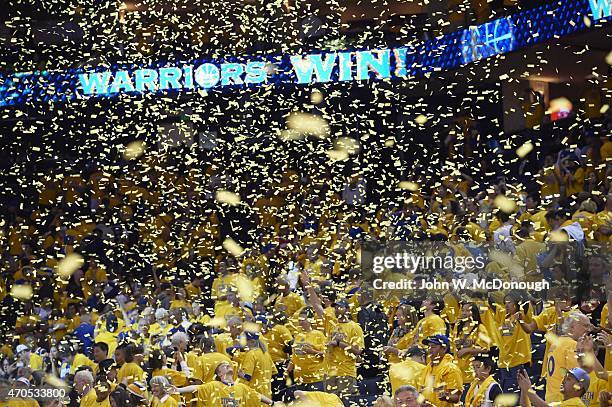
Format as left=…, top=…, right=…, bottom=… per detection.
left=326, top=149, right=349, bottom=161
left=215, top=190, right=241, bottom=206
left=286, top=112, right=329, bottom=138
left=123, top=141, right=146, bottom=160
left=494, top=394, right=519, bottom=406
left=398, top=181, right=419, bottom=191
left=516, top=141, right=533, bottom=158
left=415, top=114, right=428, bottom=125
left=607, top=51, right=612, bottom=65
left=222, top=238, right=245, bottom=257
left=494, top=195, right=517, bottom=213
left=57, top=253, right=84, bottom=279
left=310, top=90, right=323, bottom=104
left=10, top=285, right=33, bottom=300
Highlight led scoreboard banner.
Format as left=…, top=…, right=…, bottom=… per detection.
left=0, top=0, right=609, bottom=107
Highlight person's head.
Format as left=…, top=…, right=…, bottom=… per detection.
left=395, top=303, right=418, bottom=328
left=526, top=193, right=540, bottom=210
left=503, top=293, right=521, bottom=315
left=394, top=385, right=421, bottom=407
left=74, top=369, right=94, bottom=396
left=405, top=346, right=426, bottom=364
left=298, top=307, right=315, bottom=331
left=545, top=209, right=568, bottom=230
left=275, top=275, right=290, bottom=294
left=561, top=368, right=590, bottom=399
left=109, top=386, right=129, bottom=407
left=587, top=255, right=608, bottom=284
left=226, top=317, right=242, bottom=339
left=171, top=331, right=189, bottom=352
left=149, top=349, right=167, bottom=371
left=15, top=344, right=31, bottom=363
left=93, top=342, right=109, bottom=363
left=334, top=299, right=350, bottom=319
left=214, top=362, right=234, bottom=384
left=105, top=314, right=118, bottom=333
left=562, top=312, right=592, bottom=340
left=472, top=354, right=496, bottom=381
left=94, top=376, right=112, bottom=402
left=97, top=359, right=117, bottom=382
left=114, top=344, right=127, bottom=365
left=149, top=375, right=170, bottom=398
left=155, top=308, right=168, bottom=324
left=551, top=288, right=572, bottom=311
left=460, top=302, right=480, bottom=322
left=422, top=297, right=442, bottom=315
left=423, top=335, right=449, bottom=362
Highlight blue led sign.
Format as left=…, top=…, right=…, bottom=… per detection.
left=0, top=0, right=609, bottom=107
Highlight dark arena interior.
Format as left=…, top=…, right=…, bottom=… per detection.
left=0, top=0, right=611, bottom=406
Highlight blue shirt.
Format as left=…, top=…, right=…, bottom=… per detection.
left=73, top=323, right=95, bottom=354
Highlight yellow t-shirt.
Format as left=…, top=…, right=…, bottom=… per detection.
left=409, top=314, right=447, bottom=347
left=94, top=331, right=118, bottom=358
left=152, top=368, right=188, bottom=386
left=545, top=336, right=578, bottom=403
left=198, top=352, right=232, bottom=383
left=193, top=381, right=260, bottom=407
left=389, top=359, right=427, bottom=395
left=325, top=321, right=365, bottom=378
left=29, top=353, right=43, bottom=371
left=263, top=324, right=293, bottom=363
left=533, top=306, right=569, bottom=377
left=117, top=362, right=145, bottom=385
left=420, top=354, right=464, bottom=407
left=487, top=306, right=532, bottom=369
left=291, top=329, right=327, bottom=384
left=580, top=370, right=607, bottom=407
left=600, top=304, right=611, bottom=373
left=79, top=389, right=98, bottom=407
left=274, top=292, right=305, bottom=317
left=451, top=323, right=490, bottom=383
left=70, top=353, right=97, bottom=374
left=6, top=399, right=40, bottom=407
left=301, top=391, right=344, bottom=407
left=151, top=396, right=178, bottom=407
left=561, top=397, right=587, bottom=406
left=238, top=348, right=276, bottom=398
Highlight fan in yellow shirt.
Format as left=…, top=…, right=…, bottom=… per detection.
left=420, top=335, right=463, bottom=406
left=294, top=390, right=344, bottom=407
left=464, top=354, right=503, bottom=407
left=237, top=332, right=277, bottom=399
left=150, top=376, right=179, bottom=407
left=116, top=345, right=145, bottom=385
left=542, top=312, right=591, bottom=403
left=518, top=367, right=589, bottom=407
left=196, top=336, right=233, bottom=383
left=407, top=298, right=447, bottom=347
left=450, top=303, right=490, bottom=384
left=288, top=307, right=327, bottom=387
left=74, top=370, right=98, bottom=407
left=388, top=346, right=427, bottom=395
left=173, top=361, right=274, bottom=406
left=273, top=275, right=305, bottom=317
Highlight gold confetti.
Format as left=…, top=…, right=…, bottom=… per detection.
left=326, top=149, right=349, bottom=161
left=494, top=195, right=517, bottom=213
left=494, top=394, right=519, bottom=406
left=215, top=190, right=241, bottom=206
left=334, top=137, right=360, bottom=155
left=123, top=141, right=146, bottom=160
left=56, top=253, right=84, bottom=279
left=398, top=181, right=419, bottom=191
left=415, top=114, right=428, bottom=125
left=516, top=141, right=534, bottom=158
left=286, top=112, right=329, bottom=138
left=607, top=51, right=612, bottom=65
left=222, top=237, right=245, bottom=257
left=10, top=285, right=33, bottom=300
left=310, top=90, right=323, bottom=104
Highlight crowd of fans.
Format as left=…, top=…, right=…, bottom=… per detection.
left=0, top=100, right=611, bottom=407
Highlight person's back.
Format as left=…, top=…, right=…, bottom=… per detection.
left=198, top=352, right=231, bottom=383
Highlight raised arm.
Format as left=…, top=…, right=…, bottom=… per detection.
left=299, top=271, right=324, bottom=318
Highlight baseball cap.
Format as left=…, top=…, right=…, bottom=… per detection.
left=567, top=367, right=590, bottom=391
left=423, top=334, right=450, bottom=347
left=334, top=299, right=350, bottom=309
left=16, top=345, right=30, bottom=354
left=126, top=381, right=147, bottom=399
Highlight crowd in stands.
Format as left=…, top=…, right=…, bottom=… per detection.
left=0, top=96, right=611, bottom=407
